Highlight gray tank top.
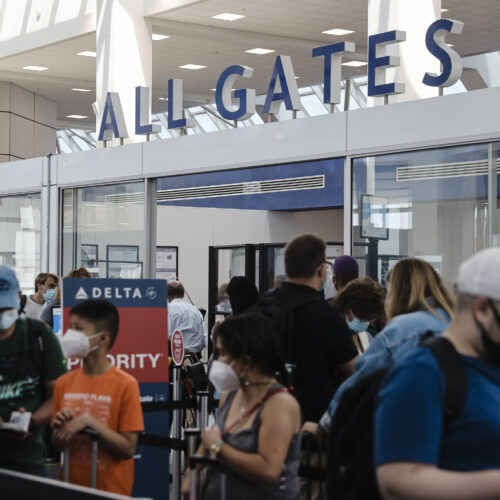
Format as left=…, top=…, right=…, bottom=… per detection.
left=202, top=385, right=301, bottom=500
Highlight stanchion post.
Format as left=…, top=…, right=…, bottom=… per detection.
left=196, top=391, right=209, bottom=430
left=172, top=364, right=183, bottom=500
left=185, top=428, right=201, bottom=500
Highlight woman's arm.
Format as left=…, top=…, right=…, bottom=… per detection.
left=202, top=392, right=300, bottom=484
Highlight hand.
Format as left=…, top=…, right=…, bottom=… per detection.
left=52, top=409, right=74, bottom=429
left=52, top=414, right=89, bottom=447
left=302, top=421, right=319, bottom=435
left=201, top=425, right=222, bottom=450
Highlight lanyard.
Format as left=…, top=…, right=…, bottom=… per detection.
left=222, top=386, right=288, bottom=436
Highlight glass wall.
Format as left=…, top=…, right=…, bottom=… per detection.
left=352, top=143, right=494, bottom=288
left=0, top=193, right=41, bottom=292
left=62, top=182, right=145, bottom=278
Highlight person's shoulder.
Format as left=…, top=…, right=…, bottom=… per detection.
left=55, top=367, right=81, bottom=386
left=262, top=388, right=300, bottom=417
left=390, top=345, right=441, bottom=377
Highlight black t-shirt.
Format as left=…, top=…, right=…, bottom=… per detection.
left=277, top=282, right=358, bottom=422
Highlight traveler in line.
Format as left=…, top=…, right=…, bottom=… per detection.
left=168, top=280, right=206, bottom=355
left=376, top=248, right=500, bottom=499
left=183, top=312, right=302, bottom=500
left=0, top=265, right=66, bottom=476
left=23, top=272, right=59, bottom=320
left=52, top=299, right=144, bottom=495
left=320, top=257, right=454, bottom=432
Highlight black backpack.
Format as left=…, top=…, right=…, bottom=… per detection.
left=249, top=287, right=321, bottom=388
left=327, top=336, right=467, bottom=500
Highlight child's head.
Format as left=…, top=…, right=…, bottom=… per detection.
left=69, top=299, right=119, bottom=351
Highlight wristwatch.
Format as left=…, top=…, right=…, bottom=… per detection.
left=210, top=439, right=224, bottom=458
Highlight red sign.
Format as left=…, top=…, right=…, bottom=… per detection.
left=171, top=329, right=184, bottom=366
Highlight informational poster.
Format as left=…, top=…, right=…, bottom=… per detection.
left=360, top=194, right=389, bottom=240
left=156, top=246, right=178, bottom=280
left=62, top=278, right=169, bottom=500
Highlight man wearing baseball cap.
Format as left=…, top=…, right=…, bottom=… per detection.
left=0, top=265, right=66, bottom=476
left=332, top=255, right=359, bottom=291
left=375, top=248, right=500, bottom=499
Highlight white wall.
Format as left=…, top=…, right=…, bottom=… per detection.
left=156, top=205, right=344, bottom=308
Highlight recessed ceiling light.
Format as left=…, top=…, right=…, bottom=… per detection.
left=210, top=88, right=217, bottom=92
left=211, top=13, right=245, bottom=21
left=158, top=97, right=168, bottom=101
left=342, top=61, right=367, bottom=67
left=152, top=34, right=170, bottom=41
left=448, top=43, right=454, bottom=47
left=71, top=88, right=91, bottom=92
left=441, top=8, right=448, bottom=12
left=179, top=64, right=206, bottom=70
left=245, top=48, right=275, bottom=55
left=77, top=51, right=96, bottom=57
left=322, top=28, right=355, bottom=36
left=23, top=65, right=48, bottom=71
left=66, top=115, right=88, bottom=119
left=295, top=76, right=300, bottom=79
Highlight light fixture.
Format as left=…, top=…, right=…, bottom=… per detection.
left=322, top=28, right=355, bottom=36
left=179, top=64, right=206, bottom=70
left=245, top=48, right=275, bottom=55
left=66, top=115, right=88, bottom=119
left=210, top=88, right=217, bottom=92
left=342, top=61, right=367, bottom=67
left=211, top=13, right=245, bottom=21
left=23, top=65, right=48, bottom=71
left=441, top=8, right=448, bottom=12
left=77, top=51, right=96, bottom=57
left=158, top=97, right=168, bottom=101
left=152, top=34, right=170, bottom=41
left=71, top=88, right=91, bottom=92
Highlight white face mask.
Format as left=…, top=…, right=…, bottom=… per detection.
left=0, top=309, right=18, bottom=331
left=61, top=329, right=100, bottom=359
left=209, top=360, right=240, bottom=393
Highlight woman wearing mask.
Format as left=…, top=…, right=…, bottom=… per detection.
left=333, top=277, right=385, bottom=353
left=319, top=257, right=454, bottom=432
left=183, top=312, right=301, bottom=500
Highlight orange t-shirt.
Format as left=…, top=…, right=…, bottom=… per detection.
left=52, top=366, right=144, bottom=495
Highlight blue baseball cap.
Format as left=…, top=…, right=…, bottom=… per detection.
left=0, top=266, right=20, bottom=309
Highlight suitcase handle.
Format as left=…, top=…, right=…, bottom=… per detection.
left=63, top=427, right=99, bottom=489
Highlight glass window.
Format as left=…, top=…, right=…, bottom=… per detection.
left=0, top=193, right=41, bottom=292
left=352, top=144, right=491, bottom=287
left=62, top=182, right=145, bottom=278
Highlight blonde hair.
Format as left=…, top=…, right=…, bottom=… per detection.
left=385, top=258, right=454, bottom=320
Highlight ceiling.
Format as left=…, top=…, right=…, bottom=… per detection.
left=0, top=0, right=499, bottom=129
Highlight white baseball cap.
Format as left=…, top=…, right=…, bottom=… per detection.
left=456, top=248, right=500, bottom=300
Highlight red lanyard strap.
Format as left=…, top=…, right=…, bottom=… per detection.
left=222, top=386, right=288, bottom=436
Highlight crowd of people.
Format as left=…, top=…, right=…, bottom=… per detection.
left=1, top=235, right=500, bottom=500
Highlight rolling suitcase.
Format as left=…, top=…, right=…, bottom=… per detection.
left=63, top=428, right=99, bottom=489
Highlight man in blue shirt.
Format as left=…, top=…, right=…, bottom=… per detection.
left=375, top=248, right=500, bottom=499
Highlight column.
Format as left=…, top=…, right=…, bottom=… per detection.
left=368, top=0, right=441, bottom=106
left=96, top=0, right=152, bottom=145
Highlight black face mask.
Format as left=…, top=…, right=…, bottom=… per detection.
left=477, top=299, right=500, bottom=366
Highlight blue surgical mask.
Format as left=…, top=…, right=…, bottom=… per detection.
left=347, top=316, right=370, bottom=333
left=43, top=288, right=56, bottom=302
left=0, top=309, right=19, bottom=331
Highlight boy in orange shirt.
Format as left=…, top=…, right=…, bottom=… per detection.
left=52, top=299, right=144, bottom=495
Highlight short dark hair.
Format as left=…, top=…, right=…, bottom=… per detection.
left=284, top=233, right=326, bottom=279
left=168, top=281, right=185, bottom=299
left=70, top=299, right=119, bottom=349
left=333, top=277, right=385, bottom=320
left=227, top=276, right=259, bottom=315
left=215, top=312, right=282, bottom=377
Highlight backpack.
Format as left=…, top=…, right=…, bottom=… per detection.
left=249, top=287, right=321, bottom=389
left=327, top=335, right=467, bottom=500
